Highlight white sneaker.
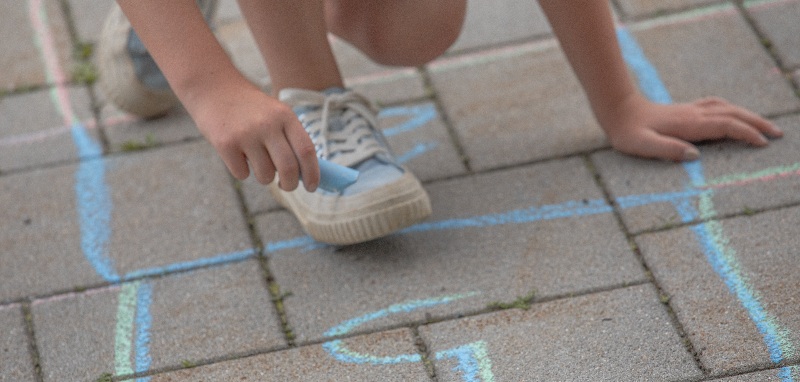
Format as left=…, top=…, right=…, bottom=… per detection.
left=272, top=88, right=432, bottom=245
left=96, top=0, right=218, bottom=118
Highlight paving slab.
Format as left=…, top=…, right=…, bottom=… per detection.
left=260, top=158, right=645, bottom=343
left=420, top=285, right=701, bottom=382
left=147, top=328, right=431, bottom=382
left=32, top=286, right=119, bottom=382
left=592, top=114, right=800, bottom=233
left=448, top=0, right=551, bottom=54
left=101, top=141, right=251, bottom=277
left=215, top=0, right=242, bottom=25
left=65, top=0, right=113, bottom=43
left=428, top=40, right=608, bottom=171
left=615, top=0, right=722, bottom=19
left=99, top=103, right=203, bottom=153
left=710, top=366, right=800, bottom=381
left=0, top=86, right=97, bottom=173
left=241, top=101, right=467, bottom=214
left=0, top=0, right=73, bottom=90
left=746, top=0, right=800, bottom=69
left=0, top=164, right=107, bottom=302
left=33, top=261, right=284, bottom=381
left=636, top=206, right=800, bottom=375
left=626, top=4, right=799, bottom=116
left=0, top=305, right=36, bottom=382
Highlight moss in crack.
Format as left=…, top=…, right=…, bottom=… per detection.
left=487, top=290, right=536, bottom=311
left=120, top=134, right=157, bottom=152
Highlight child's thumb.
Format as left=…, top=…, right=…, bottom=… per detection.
left=633, top=133, right=700, bottom=162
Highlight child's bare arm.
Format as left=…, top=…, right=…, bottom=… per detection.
left=537, top=1, right=783, bottom=161
left=117, top=0, right=319, bottom=190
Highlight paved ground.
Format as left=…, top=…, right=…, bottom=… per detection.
left=2, top=0, right=800, bottom=381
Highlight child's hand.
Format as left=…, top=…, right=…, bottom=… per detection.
left=186, top=80, right=320, bottom=192
left=604, top=94, right=784, bottom=162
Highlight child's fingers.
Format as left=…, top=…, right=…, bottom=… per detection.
left=707, top=102, right=783, bottom=138
left=265, top=135, right=301, bottom=191
left=219, top=149, right=251, bottom=180
left=284, top=119, right=320, bottom=192
left=243, top=145, right=276, bottom=185
left=696, top=115, right=769, bottom=147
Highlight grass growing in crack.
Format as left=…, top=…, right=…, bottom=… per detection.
left=95, top=373, right=113, bottom=382
left=71, top=42, right=98, bottom=85
left=121, top=134, right=157, bottom=152
left=181, top=359, right=196, bottom=368
left=268, top=281, right=296, bottom=343
left=487, top=290, right=537, bottom=311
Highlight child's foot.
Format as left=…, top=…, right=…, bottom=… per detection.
left=96, top=0, right=218, bottom=118
left=272, top=88, right=432, bottom=245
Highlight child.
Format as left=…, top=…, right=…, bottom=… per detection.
left=98, top=0, right=782, bottom=245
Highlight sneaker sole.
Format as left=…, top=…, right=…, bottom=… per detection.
left=270, top=171, right=432, bottom=245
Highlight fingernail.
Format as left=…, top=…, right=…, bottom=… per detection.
left=683, top=147, right=700, bottom=161
left=758, top=135, right=769, bottom=145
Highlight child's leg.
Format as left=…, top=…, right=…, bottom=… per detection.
left=235, top=0, right=466, bottom=92
left=235, top=1, right=344, bottom=92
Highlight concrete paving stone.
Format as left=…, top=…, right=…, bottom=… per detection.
left=260, top=158, right=645, bottom=343
left=0, top=305, right=36, bottom=382
left=746, top=0, right=800, bottom=69
left=636, top=206, right=800, bottom=374
left=627, top=4, right=800, bottom=116
left=0, top=86, right=97, bottom=173
left=615, top=0, right=723, bottom=19
left=592, top=114, right=800, bottom=233
left=100, top=103, right=203, bottom=153
left=420, top=284, right=701, bottom=382
left=0, top=0, right=73, bottom=90
left=215, top=0, right=243, bottom=25
left=147, top=328, right=430, bottom=382
left=33, top=261, right=284, bottom=381
left=448, top=0, right=551, bottom=54
left=0, top=165, right=108, bottom=302
left=710, top=366, right=800, bottom=381
left=241, top=101, right=467, bottom=214
left=32, top=286, right=119, bottom=382
left=345, top=68, right=428, bottom=106
left=65, top=0, right=113, bottom=43
left=428, top=40, right=608, bottom=171
left=101, top=141, right=251, bottom=276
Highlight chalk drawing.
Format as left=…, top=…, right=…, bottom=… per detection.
left=322, top=293, right=495, bottom=382
left=25, top=0, right=798, bottom=379
left=112, top=281, right=153, bottom=381
left=618, top=25, right=796, bottom=381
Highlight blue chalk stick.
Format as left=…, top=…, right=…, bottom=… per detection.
left=316, top=159, right=359, bottom=192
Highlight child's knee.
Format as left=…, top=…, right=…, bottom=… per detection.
left=327, top=0, right=465, bottom=67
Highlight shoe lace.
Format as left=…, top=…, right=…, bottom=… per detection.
left=306, top=92, right=390, bottom=167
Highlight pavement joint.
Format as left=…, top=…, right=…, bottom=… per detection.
left=586, top=153, right=711, bottom=375
left=20, top=303, right=44, bottom=382
left=419, top=66, right=473, bottom=173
